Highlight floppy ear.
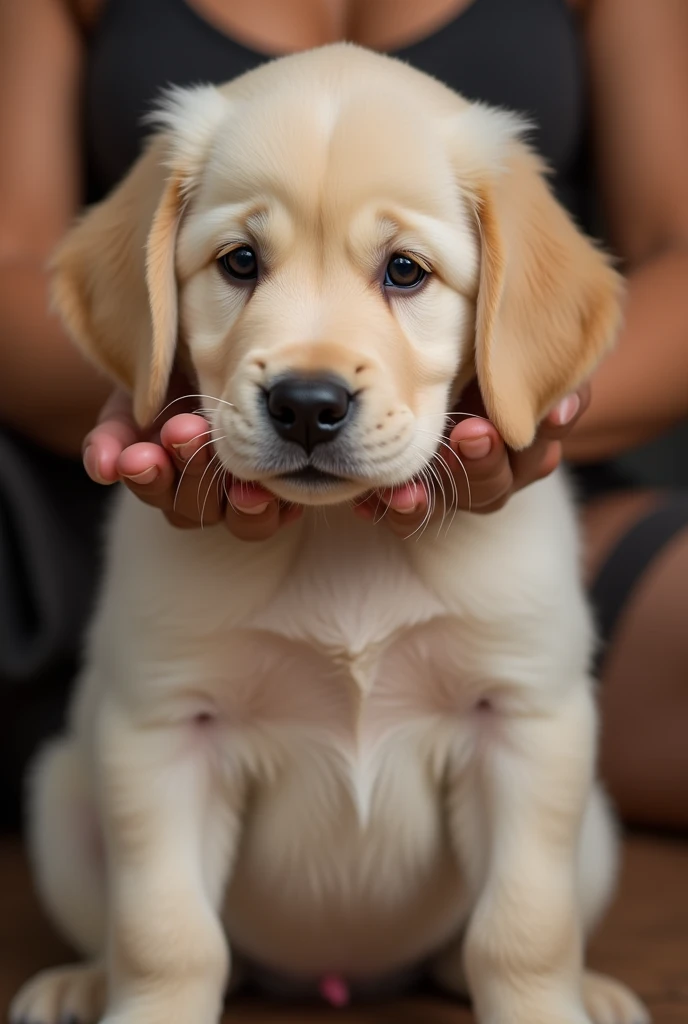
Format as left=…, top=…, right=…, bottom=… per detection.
left=457, top=115, right=623, bottom=450
left=51, top=85, right=228, bottom=427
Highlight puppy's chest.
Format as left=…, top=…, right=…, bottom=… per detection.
left=201, top=522, right=480, bottom=745
left=254, top=520, right=446, bottom=666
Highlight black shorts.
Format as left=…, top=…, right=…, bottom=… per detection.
left=589, top=491, right=688, bottom=675
left=571, top=460, right=688, bottom=674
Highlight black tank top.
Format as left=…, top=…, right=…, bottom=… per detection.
left=84, top=0, right=595, bottom=230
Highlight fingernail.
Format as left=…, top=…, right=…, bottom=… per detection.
left=457, top=436, right=492, bottom=460
left=172, top=441, right=198, bottom=462
left=239, top=502, right=269, bottom=516
left=551, top=394, right=580, bottom=426
left=394, top=503, right=420, bottom=516
left=123, top=467, right=159, bottom=486
left=83, top=445, right=109, bottom=485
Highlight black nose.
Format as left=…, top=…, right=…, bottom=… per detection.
left=266, top=376, right=352, bottom=453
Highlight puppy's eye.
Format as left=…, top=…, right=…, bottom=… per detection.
left=218, top=245, right=258, bottom=281
left=384, top=254, right=426, bottom=290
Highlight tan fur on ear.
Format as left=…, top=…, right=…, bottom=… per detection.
left=472, top=145, right=623, bottom=450
left=51, top=85, right=227, bottom=427
left=50, top=138, right=181, bottom=428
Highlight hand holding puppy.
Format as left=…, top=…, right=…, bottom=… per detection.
left=83, top=377, right=589, bottom=541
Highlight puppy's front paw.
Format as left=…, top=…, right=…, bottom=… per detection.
left=10, top=962, right=105, bottom=1024
left=583, top=971, right=651, bottom=1024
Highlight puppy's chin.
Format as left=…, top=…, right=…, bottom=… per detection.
left=258, top=470, right=368, bottom=508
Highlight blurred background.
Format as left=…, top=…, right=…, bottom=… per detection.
left=0, top=1, right=686, bottom=1021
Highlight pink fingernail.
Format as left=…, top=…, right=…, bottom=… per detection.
left=240, top=502, right=269, bottom=516
left=123, top=467, right=159, bottom=486
left=172, top=441, right=198, bottom=462
left=83, top=446, right=109, bottom=485
left=457, top=436, right=492, bottom=460
left=395, top=503, right=420, bottom=516
left=551, top=394, right=580, bottom=426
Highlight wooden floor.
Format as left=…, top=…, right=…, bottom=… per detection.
left=1, top=833, right=686, bottom=1023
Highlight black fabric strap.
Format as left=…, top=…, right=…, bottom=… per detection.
left=591, top=494, right=688, bottom=675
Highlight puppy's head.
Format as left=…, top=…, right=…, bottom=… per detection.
left=53, top=45, right=622, bottom=506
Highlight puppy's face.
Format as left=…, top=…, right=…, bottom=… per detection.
left=178, top=88, right=478, bottom=504
left=52, top=45, right=622, bottom=507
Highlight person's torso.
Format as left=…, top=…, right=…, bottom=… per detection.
left=83, top=0, right=592, bottom=227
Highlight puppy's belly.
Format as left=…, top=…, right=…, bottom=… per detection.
left=223, top=749, right=465, bottom=977
left=207, top=622, right=480, bottom=978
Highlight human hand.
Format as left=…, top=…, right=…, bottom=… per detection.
left=352, top=378, right=591, bottom=537
left=83, top=378, right=588, bottom=542
left=82, top=382, right=302, bottom=540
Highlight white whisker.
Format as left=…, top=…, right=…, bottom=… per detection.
left=434, top=438, right=472, bottom=513
left=156, top=393, right=235, bottom=422
left=414, top=410, right=486, bottom=422
left=371, top=488, right=386, bottom=524
left=201, top=458, right=226, bottom=529
left=414, top=429, right=472, bottom=513
left=403, top=465, right=434, bottom=542
left=183, top=427, right=222, bottom=446
left=173, top=436, right=225, bottom=513
left=425, top=456, right=447, bottom=529
left=432, top=452, right=458, bottom=537
left=222, top=475, right=240, bottom=517
left=196, top=451, right=221, bottom=517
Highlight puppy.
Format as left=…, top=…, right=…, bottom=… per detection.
left=12, top=43, right=648, bottom=1024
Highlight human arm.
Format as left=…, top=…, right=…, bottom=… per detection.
left=565, top=0, right=688, bottom=462
left=0, top=0, right=110, bottom=457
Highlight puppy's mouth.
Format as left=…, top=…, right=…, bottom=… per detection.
left=278, top=466, right=345, bottom=487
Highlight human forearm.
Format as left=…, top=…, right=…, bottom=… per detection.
left=565, top=245, right=688, bottom=463
left=0, top=259, right=109, bottom=456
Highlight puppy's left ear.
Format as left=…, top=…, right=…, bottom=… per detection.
left=51, top=85, right=228, bottom=427
left=455, top=111, right=624, bottom=450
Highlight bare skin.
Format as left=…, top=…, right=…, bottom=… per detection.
left=2, top=0, right=687, bottom=827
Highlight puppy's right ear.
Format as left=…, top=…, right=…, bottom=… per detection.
left=51, top=85, right=228, bottom=427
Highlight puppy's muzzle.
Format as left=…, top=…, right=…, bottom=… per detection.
left=265, top=375, right=353, bottom=455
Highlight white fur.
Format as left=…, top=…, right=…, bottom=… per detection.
left=14, top=43, right=647, bottom=1024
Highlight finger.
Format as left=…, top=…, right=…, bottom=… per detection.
left=351, top=494, right=379, bottom=520
left=509, top=437, right=563, bottom=493
left=351, top=485, right=423, bottom=529
left=539, top=384, right=591, bottom=441
left=385, top=503, right=431, bottom=537
left=224, top=498, right=282, bottom=541
left=96, top=387, right=138, bottom=428
left=278, top=503, right=304, bottom=528
left=226, top=480, right=275, bottom=515
left=382, top=483, right=432, bottom=537
left=117, top=442, right=177, bottom=511
left=447, top=419, right=514, bottom=512
left=83, top=434, right=127, bottom=484
left=160, top=414, right=216, bottom=476
left=168, top=458, right=227, bottom=525
left=381, top=481, right=425, bottom=514
left=83, top=390, right=140, bottom=484
left=164, top=510, right=204, bottom=530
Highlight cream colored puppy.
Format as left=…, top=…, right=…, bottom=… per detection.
left=12, top=43, right=648, bottom=1024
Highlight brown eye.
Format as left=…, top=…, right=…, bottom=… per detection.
left=384, top=253, right=426, bottom=289
left=218, top=245, right=258, bottom=281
